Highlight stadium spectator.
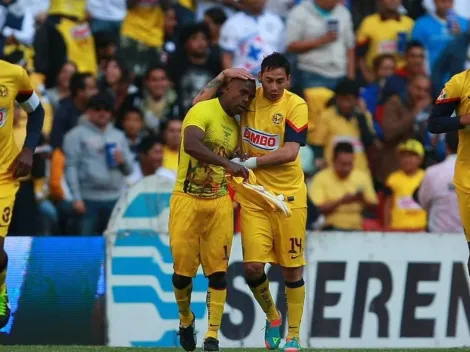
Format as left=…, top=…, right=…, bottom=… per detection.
left=417, top=131, right=462, bottom=233
left=119, top=107, right=147, bottom=157
left=423, top=0, right=470, bottom=19
left=33, top=0, right=97, bottom=89
left=356, top=0, right=414, bottom=83
left=63, top=93, right=134, bottom=235
left=120, top=0, right=167, bottom=77
left=384, top=139, right=427, bottom=231
left=46, top=62, right=78, bottom=111
left=162, top=118, right=182, bottom=173
left=50, top=73, right=98, bottom=149
left=169, top=23, right=220, bottom=115
left=395, top=40, right=427, bottom=80
left=309, top=141, right=378, bottom=231
left=375, top=74, right=432, bottom=182
left=286, top=0, right=355, bottom=89
left=120, top=64, right=178, bottom=133
left=87, top=0, right=126, bottom=41
left=161, top=6, right=179, bottom=64
left=219, top=0, right=284, bottom=76
left=126, top=135, right=176, bottom=187
left=412, top=0, right=469, bottom=74
left=203, top=7, right=227, bottom=65
left=311, top=78, right=377, bottom=175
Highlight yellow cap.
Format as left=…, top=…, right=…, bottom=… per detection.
left=398, top=139, right=424, bottom=157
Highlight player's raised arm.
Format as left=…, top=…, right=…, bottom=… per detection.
left=428, top=71, right=470, bottom=133
left=192, top=68, right=255, bottom=105
left=8, top=68, right=45, bottom=178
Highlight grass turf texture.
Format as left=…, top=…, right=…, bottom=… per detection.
left=2, top=348, right=469, bottom=352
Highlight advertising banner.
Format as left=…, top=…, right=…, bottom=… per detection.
left=106, top=175, right=470, bottom=348
left=1, top=236, right=105, bottom=345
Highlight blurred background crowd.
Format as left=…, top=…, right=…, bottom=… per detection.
left=4, top=0, right=469, bottom=236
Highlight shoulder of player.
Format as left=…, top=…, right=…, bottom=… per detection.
left=284, top=91, right=307, bottom=110
left=0, top=60, right=26, bottom=79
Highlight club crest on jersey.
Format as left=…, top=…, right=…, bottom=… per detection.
left=437, top=89, right=447, bottom=101
left=0, top=85, right=8, bottom=97
left=0, top=108, right=8, bottom=127
left=271, top=112, right=284, bottom=125
left=242, top=126, right=280, bottom=151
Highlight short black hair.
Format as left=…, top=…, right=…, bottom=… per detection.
left=70, top=73, right=93, bottom=97
left=204, top=7, right=227, bottom=25
left=87, top=91, right=114, bottom=111
left=406, top=40, right=425, bottom=53
left=137, top=135, right=163, bottom=154
left=334, top=78, right=360, bottom=97
left=145, top=64, right=169, bottom=80
left=180, top=23, right=211, bottom=45
left=261, top=52, right=290, bottom=76
left=333, top=142, right=354, bottom=159
left=446, top=131, right=458, bottom=154
left=123, top=107, right=144, bottom=120
left=160, top=116, right=183, bottom=134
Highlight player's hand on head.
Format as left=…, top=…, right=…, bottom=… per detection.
left=226, top=161, right=249, bottom=180
left=221, top=68, right=255, bottom=82
left=8, top=147, right=33, bottom=179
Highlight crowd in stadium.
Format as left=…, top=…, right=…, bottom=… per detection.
left=3, top=0, right=469, bottom=235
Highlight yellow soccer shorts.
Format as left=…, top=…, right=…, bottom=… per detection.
left=0, top=195, right=15, bottom=238
left=456, top=188, right=470, bottom=242
left=240, top=206, right=307, bottom=268
left=169, top=193, right=234, bottom=277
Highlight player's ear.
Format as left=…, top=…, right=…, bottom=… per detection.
left=258, top=71, right=262, bottom=83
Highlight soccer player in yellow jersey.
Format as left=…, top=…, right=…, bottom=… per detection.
left=170, top=76, right=255, bottom=352
left=194, top=53, right=308, bottom=352
left=428, top=69, right=470, bottom=274
left=0, top=60, right=45, bottom=328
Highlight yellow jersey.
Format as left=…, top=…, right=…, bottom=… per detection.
left=163, top=146, right=178, bottom=172
left=309, top=167, right=378, bottom=230
left=304, top=87, right=334, bottom=145
left=174, top=98, right=239, bottom=199
left=0, top=60, right=34, bottom=196
left=435, top=70, right=470, bottom=193
left=312, top=106, right=374, bottom=175
left=386, top=169, right=426, bottom=230
left=48, top=0, right=86, bottom=20
left=121, top=3, right=165, bottom=48
left=356, top=13, right=414, bottom=69
left=237, top=88, right=308, bottom=209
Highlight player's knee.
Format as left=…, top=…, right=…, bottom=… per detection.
left=172, top=273, right=192, bottom=290
left=282, top=266, right=303, bottom=282
left=208, top=272, right=226, bottom=290
left=244, top=262, right=265, bottom=283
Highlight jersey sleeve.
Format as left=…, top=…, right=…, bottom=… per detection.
left=435, top=73, right=463, bottom=105
left=184, top=105, right=208, bottom=132
left=16, top=67, right=34, bottom=101
left=284, top=102, right=308, bottom=146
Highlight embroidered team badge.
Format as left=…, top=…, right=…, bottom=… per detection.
left=437, top=89, right=447, bottom=101
left=0, top=85, right=8, bottom=97
left=271, top=112, right=284, bottom=125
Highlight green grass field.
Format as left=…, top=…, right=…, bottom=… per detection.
left=1, top=348, right=469, bottom=352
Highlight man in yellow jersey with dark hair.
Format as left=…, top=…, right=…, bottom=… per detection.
left=170, top=72, right=255, bottom=352
left=194, top=53, right=309, bottom=352
left=428, top=69, right=470, bottom=274
left=0, top=59, right=45, bottom=327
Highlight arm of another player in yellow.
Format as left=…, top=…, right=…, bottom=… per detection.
left=257, top=102, right=308, bottom=167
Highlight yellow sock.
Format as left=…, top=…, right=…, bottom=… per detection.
left=205, top=287, right=226, bottom=339
left=285, top=279, right=305, bottom=339
left=249, top=274, right=280, bottom=322
left=173, top=282, right=193, bottom=327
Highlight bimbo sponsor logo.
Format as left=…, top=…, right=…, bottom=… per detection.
left=242, top=126, right=280, bottom=151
